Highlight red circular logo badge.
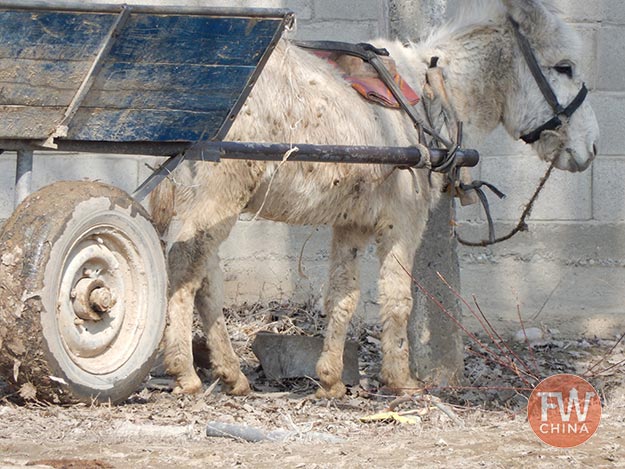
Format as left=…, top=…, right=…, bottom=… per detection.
left=528, top=374, right=602, bottom=448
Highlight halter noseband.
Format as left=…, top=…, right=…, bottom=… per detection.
left=508, top=17, right=588, bottom=144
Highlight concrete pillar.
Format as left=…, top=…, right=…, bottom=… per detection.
left=388, top=0, right=465, bottom=386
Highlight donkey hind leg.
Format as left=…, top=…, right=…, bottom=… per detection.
left=316, top=226, right=371, bottom=399
left=195, top=253, right=250, bottom=395
left=375, top=214, right=427, bottom=393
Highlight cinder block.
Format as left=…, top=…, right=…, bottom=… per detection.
left=592, top=158, right=625, bottom=221
left=551, top=0, right=605, bottom=22
left=597, top=26, right=625, bottom=91
left=590, top=92, right=625, bottom=156
left=313, top=0, right=381, bottom=21
left=573, top=25, right=599, bottom=90
left=32, top=153, right=140, bottom=194
left=480, top=155, right=592, bottom=221
left=603, top=0, right=625, bottom=25
left=296, top=20, right=381, bottom=42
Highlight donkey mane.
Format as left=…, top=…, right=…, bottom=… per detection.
left=425, top=0, right=564, bottom=47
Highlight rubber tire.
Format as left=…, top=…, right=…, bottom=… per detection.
left=0, top=181, right=167, bottom=404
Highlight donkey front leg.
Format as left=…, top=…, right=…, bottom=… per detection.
left=316, top=226, right=371, bottom=399
left=376, top=220, right=425, bottom=393
left=195, top=253, right=250, bottom=395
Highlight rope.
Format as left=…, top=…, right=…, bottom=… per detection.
left=456, top=160, right=557, bottom=247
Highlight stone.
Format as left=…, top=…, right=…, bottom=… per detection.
left=252, top=332, right=360, bottom=386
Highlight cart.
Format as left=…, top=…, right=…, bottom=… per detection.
left=0, top=1, right=479, bottom=404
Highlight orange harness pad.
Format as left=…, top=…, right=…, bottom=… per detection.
left=314, top=51, right=420, bottom=108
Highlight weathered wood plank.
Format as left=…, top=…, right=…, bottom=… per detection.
left=108, top=15, right=280, bottom=66
left=0, top=10, right=283, bottom=142
left=81, top=63, right=253, bottom=112
left=0, top=106, right=63, bottom=139
left=0, top=58, right=88, bottom=88
left=81, top=90, right=240, bottom=114
left=67, top=108, right=226, bottom=142
left=91, top=62, right=255, bottom=92
left=0, top=83, right=73, bottom=107
left=0, top=60, right=253, bottom=111
left=0, top=10, right=115, bottom=61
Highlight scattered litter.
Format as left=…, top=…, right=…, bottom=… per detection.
left=513, top=327, right=545, bottom=345
left=18, top=382, right=37, bottom=401
left=49, top=375, right=68, bottom=386
left=206, top=421, right=344, bottom=443
left=359, top=411, right=420, bottom=425
left=114, top=422, right=194, bottom=439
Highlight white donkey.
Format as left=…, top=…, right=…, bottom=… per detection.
left=151, top=0, right=599, bottom=398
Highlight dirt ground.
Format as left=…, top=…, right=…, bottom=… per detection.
left=1, top=304, right=624, bottom=468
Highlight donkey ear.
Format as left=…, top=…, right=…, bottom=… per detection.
left=502, top=0, right=553, bottom=36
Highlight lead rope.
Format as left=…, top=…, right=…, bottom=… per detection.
left=455, top=160, right=556, bottom=247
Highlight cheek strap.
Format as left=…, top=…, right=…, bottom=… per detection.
left=521, top=83, right=588, bottom=144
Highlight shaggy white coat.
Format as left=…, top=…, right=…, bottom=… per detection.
left=151, top=0, right=599, bottom=397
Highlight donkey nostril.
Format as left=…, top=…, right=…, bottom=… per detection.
left=593, top=143, right=598, bottom=156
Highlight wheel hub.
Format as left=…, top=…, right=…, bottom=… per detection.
left=71, top=277, right=116, bottom=321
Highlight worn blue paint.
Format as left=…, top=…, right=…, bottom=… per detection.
left=68, top=108, right=226, bottom=142
left=0, top=7, right=284, bottom=142
left=108, top=16, right=280, bottom=67
left=0, top=11, right=116, bottom=60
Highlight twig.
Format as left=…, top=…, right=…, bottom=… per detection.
left=436, top=271, right=537, bottom=382
left=425, top=385, right=534, bottom=393
left=584, top=330, right=625, bottom=377
left=472, top=295, right=538, bottom=379
left=586, top=356, right=625, bottom=378
left=394, top=256, right=534, bottom=387
left=432, top=399, right=463, bottom=426
left=387, top=394, right=415, bottom=411
left=464, top=347, right=530, bottom=385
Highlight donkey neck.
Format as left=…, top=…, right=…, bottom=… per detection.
left=419, top=25, right=515, bottom=143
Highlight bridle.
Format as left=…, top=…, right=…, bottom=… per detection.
left=458, top=18, right=589, bottom=247
left=509, top=16, right=588, bottom=145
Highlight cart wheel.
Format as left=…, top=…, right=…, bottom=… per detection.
left=0, top=181, right=167, bottom=404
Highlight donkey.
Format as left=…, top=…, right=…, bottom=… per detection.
left=151, top=0, right=599, bottom=398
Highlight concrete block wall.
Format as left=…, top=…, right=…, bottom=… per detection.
left=2, top=0, right=624, bottom=337
left=456, top=0, right=625, bottom=337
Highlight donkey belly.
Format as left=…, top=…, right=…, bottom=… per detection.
left=244, top=163, right=387, bottom=226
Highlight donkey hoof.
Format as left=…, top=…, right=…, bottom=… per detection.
left=315, top=382, right=347, bottom=399
left=384, top=378, right=423, bottom=395
left=226, top=372, right=251, bottom=396
left=172, top=375, right=203, bottom=395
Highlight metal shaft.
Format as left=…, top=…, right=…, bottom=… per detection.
left=14, top=149, right=33, bottom=208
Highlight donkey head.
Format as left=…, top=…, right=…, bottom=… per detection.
left=501, top=0, right=599, bottom=172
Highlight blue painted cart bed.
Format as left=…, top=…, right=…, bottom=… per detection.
left=0, top=1, right=290, bottom=144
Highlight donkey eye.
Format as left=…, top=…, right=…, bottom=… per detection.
left=554, top=61, right=574, bottom=78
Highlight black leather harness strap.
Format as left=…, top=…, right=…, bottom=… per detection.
left=509, top=16, right=589, bottom=144
left=294, top=40, right=453, bottom=151
left=520, top=84, right=588, bottom=144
